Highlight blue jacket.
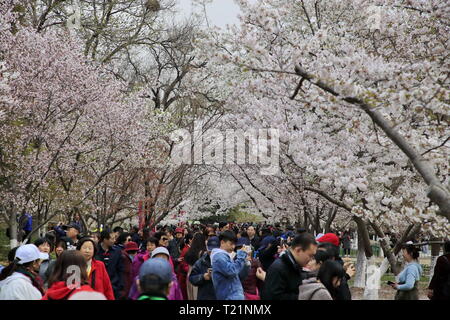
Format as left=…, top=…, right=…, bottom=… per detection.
left=211, top=248, right=248, bottom=300
left=397, top=262, right=422, bottom=291
left=189, top=253, right=216, bottom=300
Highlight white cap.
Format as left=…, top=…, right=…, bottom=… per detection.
left=15, top=244, right=49, bottom=264
left=151, top=246, right=170, bottom=259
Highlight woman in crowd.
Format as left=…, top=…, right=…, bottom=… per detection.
left=299, top=260, right=346, bottom=300
left=76, top=237, right=115, bottom=300
left=42, top=250, right=103, bottom=300
left=390, top=243, right=423, bottom=300
left=183, top=233, right=205, bottom=300
left=34, top=237, right=54, bottom=288
left=0, top=244, right=47, bottom=300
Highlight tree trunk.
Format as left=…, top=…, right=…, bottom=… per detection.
left=354, top=217, right=373, bottom=258
left=9, top=208, right=18, bottom=249
left=354, top=231, right=367, bottom=288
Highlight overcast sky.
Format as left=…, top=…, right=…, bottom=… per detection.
left=175, top=0, right=243, bottom=28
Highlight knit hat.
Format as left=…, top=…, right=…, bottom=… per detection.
left=317, top=233, right=340, bottom=247
left=124, top=241, right=139, bottom=252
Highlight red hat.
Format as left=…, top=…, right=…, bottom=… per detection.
left=175, top=227, right=184, bottom=234
left=124, top=241, right=139, bottom=252
left=317, top=233, right=340, bottom=247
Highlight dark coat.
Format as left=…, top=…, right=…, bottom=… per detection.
left=189, top=253, right=216, bottom=300
left=95, top=245, right=124, bottom=299
left=261, top=250, right=305, bottom=300
left=429, top=253, right=450, bottom=300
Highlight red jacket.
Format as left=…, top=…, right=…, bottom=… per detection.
left=89, top=259, right=115, bottom=300
left=42, top=282, right=97, bottom=300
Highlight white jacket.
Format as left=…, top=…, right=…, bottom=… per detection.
left=0, top=272, right=42, bottom=300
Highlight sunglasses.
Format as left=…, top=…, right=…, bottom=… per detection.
left=161, top=237, right=169, bottom=241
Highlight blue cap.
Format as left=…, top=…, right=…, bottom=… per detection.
left=207, top=236, right=220, bottom=251
left=139, top=258, right=172, bottom=284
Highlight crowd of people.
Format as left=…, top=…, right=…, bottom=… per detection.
left=0, top=221, right=449, bottom=300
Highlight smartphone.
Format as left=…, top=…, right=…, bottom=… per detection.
left=387, top=281, right=395, bottom=285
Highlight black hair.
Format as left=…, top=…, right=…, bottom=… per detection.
left=318, top=242, right=340, bottom=259
left=113, top=226, right=124, bottom=234
left=296, top=228, right=307, bottom=234
left=48, top=250, right=89, bottom=288
left=139, top=274, right=170, bottom=296
left=34, top=237, right=54, bottom=252
left=7, top=246, right=19, bottom=263
left=261, top=228, right=272, bottom=238
left=183, top=233, right=194, bottom=245
left=185, top=233, right=207, bottom=266
left=219, top=230, right=237, bottom=243
left=291, top=233, right=317, bottom=251
left=99, top=230, right=111, bottom=243
left=314, top=249, right=333, bottom=264
left=445, top=240, right=450, bottom=254
left=146, top=237, right=158, bottom=246
left=154, top=231, right=167, bottom=241
left=218, top=222, right=228, bottom=229
left=76, top=237, right=98, bottom=258
left=317, top=260, right=345, bottom=299
left=116, top=232, right=131, bottom=245
left=402, top=244, right=420, bottom=260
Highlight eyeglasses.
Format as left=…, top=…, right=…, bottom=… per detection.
left=161, top=238, right=169, bottom=241
left=208, top=234, right=215, bottom=237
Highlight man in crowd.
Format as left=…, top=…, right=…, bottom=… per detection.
left=247, top=225, right=260, bottom=251
left=189, top=236, right=219, bottom=300
left=262, top=232, right=317, bottom=300
left=96, top=230, right=124, bottom=300
left=137, top=258, right=173, bottom=300
left=211, top=230, right=250, bottom=300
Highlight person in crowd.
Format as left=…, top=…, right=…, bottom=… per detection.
left=18, top=211, right=33, bottom=242
left=217, top=222, right=229, bottom=235
left=76, top=237, right=115, bottom=300
left=42, top=250, right=98, bottom=300
left=115, top=232, right=131, bottom=251
left=257, top=232, right=279, bottom=271
left=262, top=233, right=317, bottom=300
left=428, top=240, right=450, bottom=300
left=55, top=223, right=81, bottom=247
left=176, top=233, right=193, bottom=299
left=246, top=225, right=261, bottom=252
left=128, top=246, right=183, bottom=300
left=390, top=243, right=423, bottom=300
left=131, top=237, right=158, bottom=279
left=304, top=249, right=333, bottom=276
left=71, top=213, right=85, bottom=235
left=112, top=226, right=124, bottom=240
left=298, top=260, right=346, bottom=300
left=210, top=230, right=250, bottom=300
left=184, top=233, right=206, bottom=300
left=95, top=230, right=124, bottom=300
left=189, top=236, right=219, bottom=300
left=120, top=241, right=139, bottom=300
left=168, top=227, right=184, bottom=262
left=137, top=258, right=173, bottom=300
left=317, top=235, right=354, bottom=300
left=44, top=239, right=67, bottom=286
left=0, top=244, right=47, bottom=300
left=341, top=230, right=352, bottom=258
left=237, top=237, right=265, bottom=300
left=33, top=237, right=54, bottom=288
left=129, top=226, right=142, bottom=248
